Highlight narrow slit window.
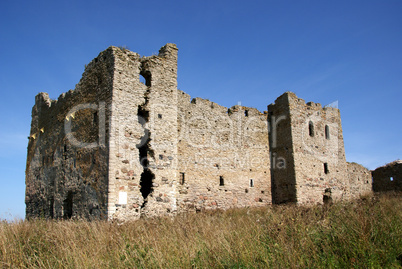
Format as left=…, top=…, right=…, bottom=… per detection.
left=219, top=176, right=224, bottom=186
left=324, top=163, right=329, bottom=174
left=325, top=125, right=330, bottom=140
left=93, top=112, right=98, bottom=125
left=250, top=179, right=254, bottom=187
left=63, top=144, right=68, bottom=160
left=180, top=172, right=185, bottom=185
left=309, top=121, right=314, bottom=137
left=63, top=191, right=73, bottom=219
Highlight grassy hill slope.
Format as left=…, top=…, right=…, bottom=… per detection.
left=1, top=193, right=401, bottom=268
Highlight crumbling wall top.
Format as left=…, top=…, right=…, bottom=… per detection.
left=373, top=160, right=402, bottom=171
left=34, top=92, right=52, bottom=107
left=158, top=43, right=178, bottom=58
left=269, top=91, right=339, bottom=114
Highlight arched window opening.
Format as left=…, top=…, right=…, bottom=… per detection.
left=250, top=179, right=254, bottom=187
left=140, top=70, right=152, bottom=87
left=325, top=125, right=330, bottom=140
left=309, top=121, right=314, bottom=137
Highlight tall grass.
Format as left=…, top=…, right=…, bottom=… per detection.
left=1, top=193, right=401, bottom=268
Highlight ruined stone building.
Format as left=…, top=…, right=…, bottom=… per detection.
left=372, top=160, right=402, bottom=192
left=25, top=44, right=372, bottom=221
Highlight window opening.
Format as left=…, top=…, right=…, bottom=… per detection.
left=63, top=191, right=73, bottom=219
left=219, top=176, right=224, bottom=186
left=325, top=125, right=330, bottom=139
left=93, top=112, right=98, bottom=125
left=180, top=172, right=185, bottom=185
left=250, top=179, right=254, bottom=187
left=63, top=144, right=68, bottom=160
left=324, top=163, right=329, bottom=174
left=309, top=121, right=314, bottom=137
left=49, top=197, right=54, bottom=218
left=140, top=70, right=152, bottom=87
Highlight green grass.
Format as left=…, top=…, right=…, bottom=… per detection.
left=1, top=193, right=401, bottom=268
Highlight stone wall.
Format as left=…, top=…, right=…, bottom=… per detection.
left=347, top=162, right=372, bottom=198
left=268, top=93, right=297, bottom=203
left=26, top=44, right=374, bottom=221
left=106, top=44, right=270, bottom=220
left=25, top=47, right=115, bottom=219
left=288, top=93, right=349, bottom=204
left=176, top=92, right=271, bottom=213
left=372, top=160, right=402, bottom=192
left=106, top=44, right=179, bottom=220
left=269, top=92, right=349, bottom=204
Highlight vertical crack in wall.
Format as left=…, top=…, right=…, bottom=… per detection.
left=136, top=89, right=155, bottom=208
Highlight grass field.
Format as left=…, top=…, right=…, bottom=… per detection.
left=1, top=193, right=401, bottom=268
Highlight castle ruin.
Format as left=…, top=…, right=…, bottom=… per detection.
left=372, top=160, right=402, bottom=192
left=25, top=44, right=372, bottom=220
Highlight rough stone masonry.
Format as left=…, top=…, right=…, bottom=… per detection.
left=25, top=44, right=373, bottom=221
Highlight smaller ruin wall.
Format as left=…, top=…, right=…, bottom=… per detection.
left=347, top=162, right=372, bottom=198
left=372, top=160, right=402, bottom=192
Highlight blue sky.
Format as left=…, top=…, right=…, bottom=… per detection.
left=0, top=0, right=401, bottom=220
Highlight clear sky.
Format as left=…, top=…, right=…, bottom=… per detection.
left=0, top=0, right=401, bottom=220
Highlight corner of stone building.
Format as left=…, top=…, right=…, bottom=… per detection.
left=29, top=92, right=52, bottom=133
left=34, top=92, right=51, bottom=106
left=26, top=45, right=117, bottom=220
left=268, top=91, right=351, bottom=205
left=267, top=91, right=297, bottom=204
left=158, top=43, right=178, bottom=58
left=106, top=43, right=180, bottom=221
